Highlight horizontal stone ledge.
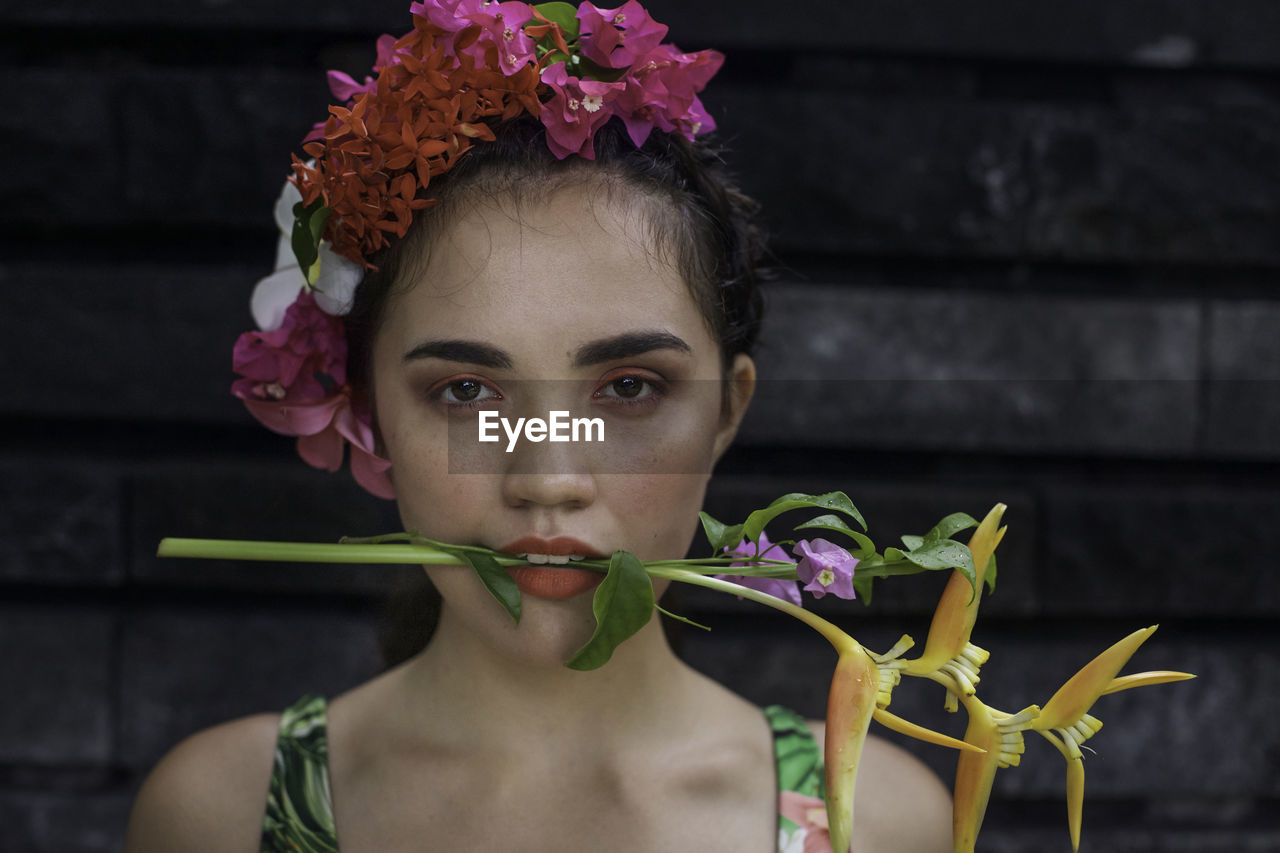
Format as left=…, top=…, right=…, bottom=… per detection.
left=2, top=261, right=261, bottom=423
left=118, top=604, right=384, bottom=768
left=951, top=824, right=1280, bottom=853
left=130, top=461, right=405, bottom=594
left=0, top=605, right=114, bottom=765
left=3, top=0, right=1278, bottom=70
left=1206, top=301, right=1280, bottom=457
left=742, top=285, right=1208, bottom=456
left=5, top=68, right=1280, bottom=265
left=1040, top=484, right=1280, bottom=617
left=0, top=460, right=123, bottom=586
left=716, top=84, right=1280, bottom=265
left=0, top=791, right=133, bottom=853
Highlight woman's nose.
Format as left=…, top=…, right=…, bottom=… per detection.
left=499, top=427, right=597, bottom=509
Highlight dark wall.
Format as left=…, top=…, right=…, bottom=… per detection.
left=2, top=1, right=1277, bottom=850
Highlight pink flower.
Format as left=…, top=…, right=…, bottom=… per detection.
left=577, top=1, right=668, bottom=69
left=779, top=791, right=833, bottom=853
left=615, top=44, right=722, bottom=145
left=232, top=291, right=394, bottom=500
left=714, top=532, right=803, bottom=606
left=411, top=0, right=536, bottom=74
left=476, top=2, right=536, bottom=74
left=539, top=62, right=625, bottom=159
left=411, top=0, right=479, bottom=32
left=232, top=291, right=346, bottom=404
left=239, top=391, right=395, bottom=500
left=327, top=36, right=401, bottom=101
left=793, top=538, right=858, bottom=600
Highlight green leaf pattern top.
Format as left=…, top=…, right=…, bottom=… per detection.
left=261, top=695, right=338, bottom=853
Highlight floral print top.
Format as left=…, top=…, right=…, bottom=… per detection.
left=262, top=695, right=831, bottom=852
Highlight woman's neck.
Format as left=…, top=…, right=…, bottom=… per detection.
left=396, top=606, right=703, bottom=758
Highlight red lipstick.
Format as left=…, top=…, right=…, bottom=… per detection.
left=504, top=566, right=603, bottom=599
left=498, top=536, right=607, bottom=559
left=498, top=536, right=608, bottom=600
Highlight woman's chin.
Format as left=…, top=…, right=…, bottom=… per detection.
left=428, top=574, right=608, bottom=668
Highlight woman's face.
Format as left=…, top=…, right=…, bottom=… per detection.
left=371, top=182, right=755, bottom=664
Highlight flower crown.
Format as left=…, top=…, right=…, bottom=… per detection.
left=231, top=0, right=723, bottom=498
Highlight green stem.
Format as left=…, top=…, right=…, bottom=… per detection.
left=159, top=540, right=847, bottom=648
left=647, top=566, right=855, bottom=652
left=156, top=538, right=528, bottom=566
left=157, top=538, right=800, bottom=577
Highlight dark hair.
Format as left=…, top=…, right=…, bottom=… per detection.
left=364, top=116, right=770, bottom=668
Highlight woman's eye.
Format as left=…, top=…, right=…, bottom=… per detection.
left=610, top=376, right=646, bottom=398
left=594, top=373, right=665, bottom=406
left=432, top=377, right=501, bottom=407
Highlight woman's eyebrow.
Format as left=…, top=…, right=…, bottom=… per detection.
left=402, top=339, right=514, bottom=368
left=572, top=331, right=692, bottom=367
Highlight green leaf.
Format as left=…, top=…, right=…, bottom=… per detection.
left=984, top=553, right=997, bottom=594
left=903, top=539, right=978, bottom=599
left=903, top=539, right=973, bottom=571
left=741, top=491, right=866, bottom=542
left=575, top=55, right=627, bottom=82
left=864, top=561, right=931, bottom=579
left=922, top=512, right=979, bottom=543
left=290, top=199, right=328, bottom=283
left=698, top=511, right=742, bottom=556
left=852, top=573, right=875, bottom=604
left=565, top=551, right=655, bottom=671
left=794, top=515, right=876, bottom=556
left=884, top=547, right=905, bottom=562
left=538, top=49, right=570, bottom=66
left=532, top=1, right=580, bottom=38
left=456, top=550, right=522, bottom=624
left=900, top=534, right=924, bottom=550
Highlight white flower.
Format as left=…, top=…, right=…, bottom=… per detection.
left=249, top=179, right=364, bottom=331
left=778, top=827, right=806, bottom=853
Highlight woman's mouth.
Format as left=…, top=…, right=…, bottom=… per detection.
left=498, top=536, right=608, bottom=599
left=504, top=566, right=603, bottom=599
left=519, top=553, right=587, bottom=565
left=499, top=536, right=608, bottom=561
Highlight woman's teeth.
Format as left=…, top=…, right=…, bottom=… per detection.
left=520, top=554, right=587, bottom=565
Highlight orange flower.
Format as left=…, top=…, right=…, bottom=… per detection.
left=1031, top=627, right=1194, bottom=851
left=292, top=20, right=544, bottom=268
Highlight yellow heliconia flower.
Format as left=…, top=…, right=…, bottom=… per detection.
left=1032, top=625, right=1196, bottom=851
left=1100, top=670, right=1197, bottom=695
left=904, top=504, right=1005, bottom=711
left=679, top=572, right=988, bottom=853
left=824, top=643, right=880, bottom=853
left=864, top=632, right=987, bottom=753
left=825, top=637, right=988, bottom=853
left=951, top=697, right=1040, bottom=853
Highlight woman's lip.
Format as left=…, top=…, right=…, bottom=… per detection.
left=506, top=566, right=604, bottom=600
left=498, top=536, right=608, bottom=560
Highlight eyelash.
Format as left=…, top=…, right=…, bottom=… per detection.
left=592, top=370, right=668, bottom=410
left=427, top=375, right=503, bottom=410
left=426, top=371, right=668, bottom=411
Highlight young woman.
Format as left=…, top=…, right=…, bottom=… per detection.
left=124, top=4, right=952, bottom=850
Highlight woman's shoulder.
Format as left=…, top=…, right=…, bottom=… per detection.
left=124, top=711, right=282, bottom=853
left=805, top=719, right=953, bottom=853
